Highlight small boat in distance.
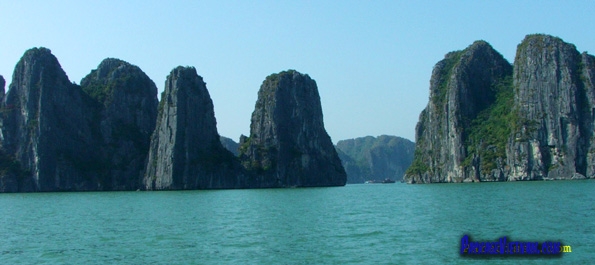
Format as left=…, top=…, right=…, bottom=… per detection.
left=364, top=179, right=396, bottom=184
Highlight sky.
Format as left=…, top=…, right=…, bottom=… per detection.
left=1, top=1, right=594, bottom=143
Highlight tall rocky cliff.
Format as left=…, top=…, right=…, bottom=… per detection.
left=0, top=74, right=23, bottom=192
left=144, top=66, right=244, bottom=190
left=506, top=35, right=595, bottom=181
left=336, top=135, right=414, bottom=183
left=0, top=48, right=99, bottom=191
left=405, top=34, right=595, bottom=183
left=80, top=58, right=158, bottom=190
left=239, top=70, right=346, bottom=187
left=0, top=49, right=350, bottom=192
left=0, top=48, right=158, bottom=192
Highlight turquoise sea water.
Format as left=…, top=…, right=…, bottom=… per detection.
left=0, top=180, right=593, bottom=264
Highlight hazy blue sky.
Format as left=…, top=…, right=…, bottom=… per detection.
left=1, top=1, right=594, bottom=143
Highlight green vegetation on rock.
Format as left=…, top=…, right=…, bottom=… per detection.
left=433, top=51, right=463, bottom=116
left=337, top=135, right=414, bottom=183
left=405, top=148, right=429, bottom=175
left=82, top=74, right=135, bottom=106
left=462, top=75, right=517, bottom=172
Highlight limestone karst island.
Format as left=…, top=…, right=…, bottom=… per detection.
left=405, top=34, right=595, bottom=183
left=0, top=48, right=345, bottom=192
left=0, top=33, right=593, bottom=192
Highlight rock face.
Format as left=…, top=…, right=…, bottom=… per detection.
left=336, top=135, right=414, bottom=183
left=1, top=48, right=99, bottom=191
left=239, top=70, right=346, bottom=187
left=80, top=58, right=158, bottom=190
left=144, top=67, right=244, bottom=190
left=220, top=136, right=240, bottom=156
left=506, top=35, right=595, bottom=181
left=404, top=41, right=512, bottom=183
left=0, top=74, right=22, bottom=192
left=0, top=49, right=350, bottom=192
left=405, top=34, right=595, bottom=183
left=0, top=49, right=158, bottom=192
left=0, top=75, right=5, bottom=102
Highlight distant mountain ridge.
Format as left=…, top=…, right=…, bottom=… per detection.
left=335, top=135, right=414, bottom=183
left=220, top=136, right=240, bottom=156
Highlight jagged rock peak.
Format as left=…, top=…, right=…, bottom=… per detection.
left=81, top=58, right=157, bottom=104
left=165, top=66, right=206, bottom=92
left=239, top=69, right=347, bottom=187
left=18, top=47, right=55, bottom=62
left=516, top=34, right=577, bottom=57
left=10, top=47, right=71, bottom=89
left=84, top=58, right=143, bottom=80
left=144, top=66, right=244, bottom=190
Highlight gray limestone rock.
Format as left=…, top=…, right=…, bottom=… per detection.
left=144, top=66, right=245, bottom=190
left=506, top=34, right=595, bottom=181
left=405, top=41, right=512, bottom=183
left=0, top=74, right=19, bottom=192
left=405, top=34, right=595, bottom=183
left=80, top=58, right=158, bottom=190
left=0, top=49, right=159, bottom=192
left=1, top=47, right=99, bottom=191
left=239, top=70, right=346, bottom=187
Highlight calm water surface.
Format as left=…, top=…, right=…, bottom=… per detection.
left=0, top=180, right=593, bottom=264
